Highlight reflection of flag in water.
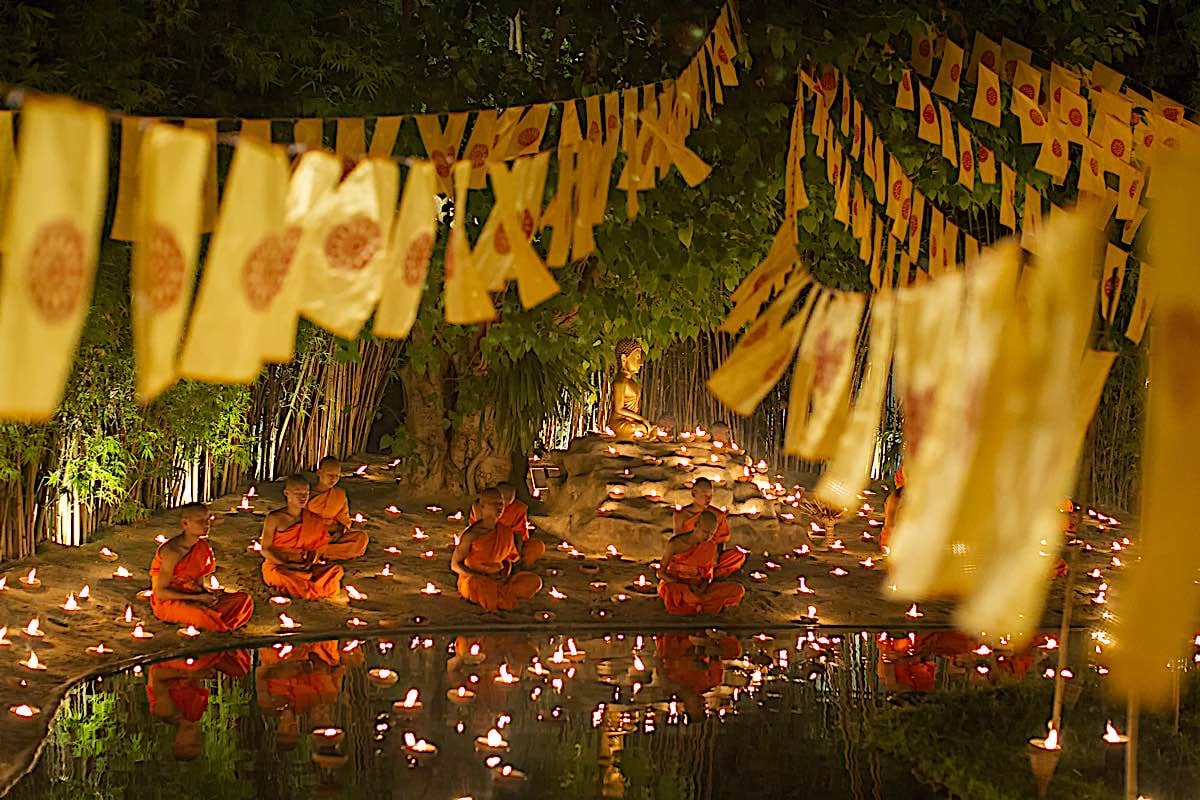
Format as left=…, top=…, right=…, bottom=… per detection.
left=0, top=96, right=108, bottom=421
left=132, top=124, right=210, bottom=402
left=375, top=161, right=438, bottom=340
left=178, top=139, right=288, bottom=385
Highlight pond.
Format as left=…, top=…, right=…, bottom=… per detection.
left=5, top=628, right=1198, bottom=799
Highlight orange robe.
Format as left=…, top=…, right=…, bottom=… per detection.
left=257, top=641, right=345, bottom=714
left=150, top=539, right=254, bottom=631
left=678, top=507, right=745, bottom=577
left=656, top=633, right=742, bottom=695
left=262, top=511, right=344, bottom=599
left=469, top=500, right=545, bottom=566
left=657, top=536, right=745, bottom=615
left=307, top=486, right=368, bottom=560
left=146, top=650, right=250, bottom=720
left=457, top=524, right=543, bottom=612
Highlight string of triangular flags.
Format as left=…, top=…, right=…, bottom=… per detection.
left=0, top=3, right=743, bottom=421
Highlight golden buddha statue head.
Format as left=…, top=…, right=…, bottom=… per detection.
left=615, top=338, right=644, bottom=376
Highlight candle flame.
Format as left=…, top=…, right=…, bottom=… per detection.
left=183, top=625, right=200, bottom=637
left=21, top=650, right=41, bottom=669
left=131, top=624, right=153, bottom=639
left=11, top=704, right=37, bottom=717
left=62, top=593, right=78, bottom=611
left=403, top=688, right=419, bottom=706
left=113, top=566, right=132, bottom=578
left=497, top=664, right=516, bottom=683
left=346, top=584, right=367, bottom=600
left=279, top=613, right=298, bottom=628
left=413, top=527, right=427, bottom=539
left=123, top=606, right=134, bottom=623
left=420, top=582, right=440, bottom=595
left=386, top=505, right=401, bottom=514
left=606, top=545, right=619, bottom=557
left=1104, top=720, right=1122, bottom=742
left=1043, top=724, right=1060, bottom=750
left=354, top=464, right=367, bottom=475
left=22, top=618, right=39, bottom=636
left=380, top=564, right=393, bottom=577
left=485, top=728, right=505, bottom=746
left=548, top=586, right=566, bottom=599
left=906, top=604, right=924, bottom=619
left=208, top=575, right=220, bottom=590
left=469, top=643, right=481, bottom=656
left=633, top=653, right=646, bottom=671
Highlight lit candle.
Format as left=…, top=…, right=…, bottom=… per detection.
left=611, top=593, right=630, bottom=603
left=99, top=547, right=119, bottom=563
left=385, top=504, right=402, bottom=515
left=475, top=728, right=509, bottom=752
left=269, top=595, right=291, bottom=607
left=21, top=618, right=43, bottom=639
left=412, top=527, right=428, bottom=540
left=426, top=505, right=442, bottom=513
left=605, top=545, right=622, bottom=559
left=548, top=586, right=567, bottom=600
left=86, top=643, right=113, bottom=656
left=20, top=650, right=46, bottom=671
left=378, top=564, right=394, bottom=579
left=420, top=550, right=436, bottom=560
left=419, top=582, right=440, bottom=596
left=401, top=732, right=438, bottom=759
left=492, top=764, right=527, bottom=783
left=352, top=512, right=366, bottom=524
left=392, top=689, right=423, bottom=716
left=859, top=557, right=876, bottom=569
left=278, top=613, right=301, bottom=631
left=19, top=569, right=41, bottom=590
left=0, top=627, right=10, bottom=647
left=354, top=464, right=368, bottom=476
left=178, top=625, right=201, bottom=639
left=750, top=571, right=768, bottom=582
left=447, top=686, right=476, bottom=704
left=117, top=606, right=138, bottom=626
left=796, top=577, right=814, bottom=595
left=112, top=566, right=132, bottom=579
left=346, top=584, right=368, bottom=601
left=9, top=704, right=40, bottom=719
left=447, top=510, right=463, bottom=521
left=237, top=496, right=252, bottom=511
left=137, top=589, right=153, bottom=601
left=346, top=617, right=368, bottom=628
left=131, top=624, right=154, bottom=640
left=154, top=533, right=168, bottom=544
left=589, top=581, right=608, bottom=592
left=368, top=668, right=398, bottom=687
left=495, top=664, right=519, bottom=685
left=906, top=604, right=924, bottom=619
left=60, top=593, right=80, bottom=612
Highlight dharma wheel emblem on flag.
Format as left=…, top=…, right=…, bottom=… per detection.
left=1051, top=140, right=1063, bottom=158
left=607, top=114, right=619, bottom=132
left=1068, top=108, right=1084, bottom=127
left=761, top=350, right=790, bottom=383
left=431, top=150, right=454, bottom=178
left=716, top=45, right=730, bottom=64
left=404, top=232, right=434, bottom=287
left=922, top=105, right=936, bottom=124
left=1028, top=108, right=1045, bottom=126
left=977, top=146, right=990, bottom=163
left=26, top=218, right=86, bottom=323
left=1128, top=179, right=1140, bottom=198
left=892, top=180, right=903, bottom=201
left=1088, top=157, right=1101, bottom=176
left=901, top=198, right=912, bottom=220
left=242, top=226, right=300, bottom=311
left=1165, top=309, right=1200, bottom=408
left=918, top=39, right=931, bottom=58
left=902, top=73, right=912, bottom=91
left=980, top=50, right=996, bottom=68
left=324, top=215, right=381, bottom=272
left=517, top=127, right=541, bottom=148
left=1142, top=133, right=1154, bottom=148
left=1018, top=83, right=1036, bottom=101
left=1165, top=107, right=1181, bottom=122
left=145, top=223, right=186, bottom=312
left=986, top=87, right=999, bottom=106
left=820, top=70, right=837, bottom=92
left=1110, top=139, right=1126, bottom=158
left=467, top=143, right=489, bottom=168
left=962, top=150, right=974, bottom=171
left=494, top=224, right=512, bottom=255
left=588, top=120, right=602, bottom=142
left=1053, top=87, right=1063, bottom=103
left=950, top=64, right=960, bottom=82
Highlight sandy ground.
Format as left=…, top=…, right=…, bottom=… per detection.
left=0, top=452, right=1126, bottom=792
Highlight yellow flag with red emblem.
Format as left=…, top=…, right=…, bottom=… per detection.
left=1000, top=162, right=1017, bottom=229
left=911, top=26, right=935, bottom=77
left=369, top=116, right=401, bottom=158
left=972, top=65, right=1003, bottom=126
left=297, top=158, right=400, bottom=339
left=0, top=111, right=13, bottom=248
left=977, top=143, right=996, bottom=184
left=416, top=113, right=469, bottom=192
left=957, top=124, right=976, bottom=190
left=1093, top=113, right=1132, bottom=173
left=1034, top=122, right=1070, bottom=181
left=0, top=96, right=107, bottom=421
left=1057, top=87, right=1089, bottom=144
left=939, top=103, right=957, bottom=164
left=443, top=162, right=496, bottom=325
left=1013, top=91, right=1048, bottom=144
left=132, top=123, right=210, bottom=402
left=111, top=117, right=157, bottom=241
left=917, top=84, right=940, bottom=144
left=895, top=69, right=916, bottom=111
left=1100, top=243, right=1128, bottom=322
left=178, top=139, right=289, bottom=385
left=1125, top=263, right=1154, bottom=344
left=375, top=162, right=438, bottom=340
left=1009, top=61, right=1041, bottom=114
left=932, top=40, right=965, bottom=102
left=967, top=32, right=1002, bottom=84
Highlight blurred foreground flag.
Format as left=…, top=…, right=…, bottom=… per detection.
left=0, top=96, right=107, bottom=420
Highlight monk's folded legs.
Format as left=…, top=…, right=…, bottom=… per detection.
left=151, top=592, right=254, bottom=632
left=658, top=580, right=744, bottom=615
left=713, top=549, right=746, bottom=578
left=263, top=562, right=344, bottom=600
left=458, top=571, right=543, bottom=612
left=319, top=530, right=369, bottom=560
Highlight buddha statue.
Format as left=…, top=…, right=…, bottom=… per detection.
left=609, top=339, right=652, bottom=441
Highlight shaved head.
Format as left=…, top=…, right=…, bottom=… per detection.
left=180, top=502, right=208, bottom=522
left=318, top=456, right=340, bottom=469
left=476, top=487, right=504, bottom=522
left=285, top=474, right=310, bottom=490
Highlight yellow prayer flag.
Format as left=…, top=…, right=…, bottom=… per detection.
left=1116, top=165, right=1145, bottom=221
left=906, top=190, right=925, bottom=260
left=957, top=124, right=975, bottom=190
left=375, top=162, right=438, bottom=339
left=964, top=233, right=980, bottom=266
left=917, top=84, right=940, bottom=144
left=559, top=100, right=583, bottom=151
left=932, top=40, right=965, bottom=102
left=241, top=119, right=272, bottom=144
left=858, top=209, right=873, bottom=264
left=885, top=155, right=907, bottom=220
left=1021, top=183, right=1043, bottom=254
left=1009, top=61, right=1042, bottom=114
left=873, top=138, right=887, bottom=203
left=1078, top=140, right=1107, bottom=196
left=335, top=118, right=366, bottom=160
left=1090, top=60, right=1125, bottom=92
left=1000, top=37, right=1032, bottom=83
left=183, top=119, right=218, bottom=234
left=966, top=32, right=1002, bottom=84
left=293, top=118, right=325, bottom=151
left=507, top=104, right=551, bottom=157
left=1125, top=263, right=1153, bottom=344
left=640, top=115, right=712, bottom=187
left=943, top=220, right=959, bottom=272
left=1100, top=243, right=1128, bottom=323
left=0, top=111, right=13, bottom=248
left=1049, top=62, right=1081, bottom=116
left=262, top=150, right=343, bottom=364
left=895, top=69, right=915, bottom=111
left=1093, top=87, right=1134, bottom=129
left=1121, top=205, right=1148, bottom=245
left=939, top=103, right=957, bottom=164
left=911, top=26, right=934, bottom=77
left=977, top=142, right=996, bottom=184
left=814, top=294, right=896, bottom=507
left=461, top=110, right=499, bottom=190
left=852, top=178, right=867, bottom=240
left=416, top=113, right=469, bottom=192
left=833, top=165, right=851, bottom=227
left=0, top=96, right=107, bottom=421
left=1000, top=162, right=1017, bottom=229
left=477, top=152, right=552, bottom=294
left=869, top=216, right=884, bottom=288
left=710, top=9, right=739, bottom=87
left=927, top=207, right=944, bottom=271
left=111, top=117, right=154, bottom=241
left=443, top=162, right=496, bottom=325
left=726, top=223, right=800, bottom=330
left=132, top=124, right=209, bottom=402
left=1151, top=90, right=1186, bottom=124
left=971, top=64, right=1002, bottom=127
left=1093, top=113, right=1132, bottom=173
left=1034, top=122, right=1069, bottom=181
left=1057, top=87, right=1089, bottom=143
left=1111, top=142, right=1200, bottom=703
left=1013, top=91, right=1048, bottom=144
left=178, top=140, right=289, bottom=384
left=368, top=116, right=402, bottom=158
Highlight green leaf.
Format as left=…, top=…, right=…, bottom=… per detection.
left=677, top=219, right=694, bottom=248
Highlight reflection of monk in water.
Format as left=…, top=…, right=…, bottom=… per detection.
left=256, top=640, right=347, bottom=748
left=877, top=631, right=1037, bottom=692
left=146, top=650, right=251, bottom=760
left=655, top=632, right=741, bottom=716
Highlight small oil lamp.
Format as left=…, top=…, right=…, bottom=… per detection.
left=112, top=565, right=132, bottom=579
left=18, top=569, right=41, bottom=590
left=9, top=704, right=40, bottom=718
left=0, top=627, right=10, bottom=647
left=447, top=510, right=463, bottom=521
left=750, top=571, right=768, bottom=582
left=548, top=586, right=567, bottom=599
left=426, top=504, right=442, bottom=513
left=311, top=727, right=345, bottom=748
left=859, top=557, right=876, bottom=569
left=906, top=604, right=924, bottom=619
left=796, top=577, right=815, bottom=595
left=20, top=650, right=46, bottom=671
left=236, top=496, right=252, bottom=512
left=131, top=624, right=154, bottom=640
left=117, top=606, right=138, bottom=626
left=346, top=617, right=368, bottom=628
left=495, top=664, right=519, bottom=686
left=605, top=544, right=623, bottom=559
left=392, top=689, right=423, bottom=716
left=178, top=625, right=201, bottom=639
left=368, top=668, right=398, bottom=687
left=420, top=550, right=436, bottom=560
left=354, top=464, right=368, bottom=476
left=492, top=764, right=527, bottom=783
left=402, top=732, right=438, bottom=760
left=378, top=564, right=394, bottom=580
left=278, top=613, right=301, bottom=631
left=21, top=618, right=43, bottom=639
left=419, top=582, right=440, bottom=596
left=447, top=686, right=476, bottom=704
left=830, top=567, right=848, bottom=576
left=352, top=512, right=366, bottom=525
left=86, top=643, right=113, bottom=656
left=207, top=575, right=223, bottom=592
left=475, top=728, right=509, bottom=752
left=60, top=593, right=80, bottom=612
left=99, top=547, right=119, bottom=563
left=385, top=504, right=402, bottom=515
left=270, top=595, right=291, bottom=608
left=346, top=584, right=368, bottom=601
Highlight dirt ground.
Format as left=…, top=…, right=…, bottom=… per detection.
left=0, top=451, right=1125, bottom=792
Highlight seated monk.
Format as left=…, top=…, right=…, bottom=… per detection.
left=308, top=456, right=368, bottom=560
left=658, top=510, right=745, bottom=615
left=468, top=482, right=544, bottom=567
left=261, top=474, right=344, bottom=600
left=453, top=487, right=543, bottom=612
left=673, top=478, right=745, bottom=578
left=150, top=502, right=254, bottom=632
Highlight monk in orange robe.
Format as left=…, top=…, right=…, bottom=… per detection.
left=261, top=474, right=344, bottom=600
left=307, top=456, right=368, bottom=560
left=658, top=510, right=745, bottom=615
left=150, top=502, right=254, bottom=631
left=453, top=487, right=543, bottom=612
left=673, top=477, right=745, bottom=578
left=468, top=482, right=544, bottom=567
